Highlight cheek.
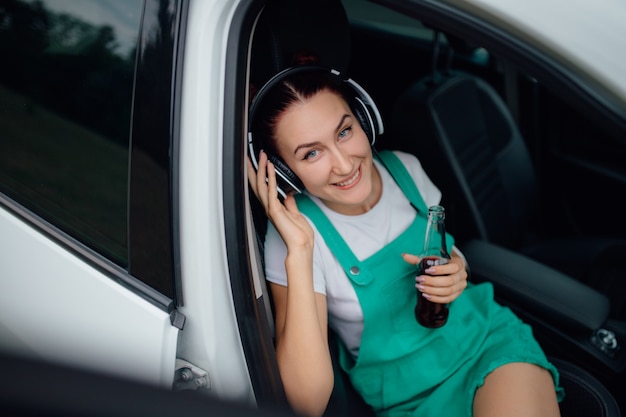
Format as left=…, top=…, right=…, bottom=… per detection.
left=344, top=127, right=373, bottom=157
left=356, top=131, right=373, bottom=152
left=294, top=163, right=329, bottom=191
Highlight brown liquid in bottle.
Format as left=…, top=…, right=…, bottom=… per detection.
left=415, top=205, right=450, bottom=328
left=415, top=256, right=449, bottom=328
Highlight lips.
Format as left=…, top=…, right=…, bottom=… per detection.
left=334, top=166, right=361, bottom=188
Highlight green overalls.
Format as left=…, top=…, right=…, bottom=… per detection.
left=295, top=151, right=562, bottom=417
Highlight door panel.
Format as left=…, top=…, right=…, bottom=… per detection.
left=0, top=206, right=179, bottom=387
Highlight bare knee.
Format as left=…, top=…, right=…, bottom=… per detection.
left=473, top=362, right=560, bottom=417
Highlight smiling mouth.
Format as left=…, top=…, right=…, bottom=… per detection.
left=334, top=167, right=361, bottom=188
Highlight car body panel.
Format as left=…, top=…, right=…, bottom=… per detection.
left=0, top=204, right=178, bottom=387
left=175, top=0, right=255, bottom=404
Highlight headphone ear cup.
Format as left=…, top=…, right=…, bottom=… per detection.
left=267, top=153, right=305, bottom=197
left=351, top=97, right=376, bottom=146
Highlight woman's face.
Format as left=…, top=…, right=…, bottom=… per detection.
left=274, top=89, right=381, bottom=215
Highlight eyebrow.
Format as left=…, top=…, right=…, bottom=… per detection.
left=292, top=114, right=351, bottom=156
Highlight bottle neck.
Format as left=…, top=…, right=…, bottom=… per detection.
left=422, top=206, right=449, bottom=259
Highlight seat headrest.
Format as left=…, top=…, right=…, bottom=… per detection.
left=251, top=0, right=351, bottom=89
left=444, top=32, right=478, bottom=56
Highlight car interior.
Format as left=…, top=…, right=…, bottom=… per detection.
left=247, top=0, right=625, bottom=415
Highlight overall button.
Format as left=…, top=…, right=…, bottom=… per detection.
left=350, top=266, right=360, bottom=275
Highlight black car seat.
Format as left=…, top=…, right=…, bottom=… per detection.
left=551, top=357, right=621, bottom=417
left=250, top=2, right=622, bottom=416
left=390, top=33, right=626, bottom=323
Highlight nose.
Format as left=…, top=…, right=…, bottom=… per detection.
left=330, top=146, right=353, bottom=175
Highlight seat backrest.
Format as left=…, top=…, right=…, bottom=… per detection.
left=250, top=0, right=351, bottom=90
left=391, top=70, right=538, bottom=247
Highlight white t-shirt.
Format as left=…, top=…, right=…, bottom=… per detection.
left=264, top=151, right=444, bottom=357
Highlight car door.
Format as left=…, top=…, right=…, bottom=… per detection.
left=0, top=0, right=184, bottom=387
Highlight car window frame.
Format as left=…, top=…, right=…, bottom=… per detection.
left=222, top=0, right=288, bottom=408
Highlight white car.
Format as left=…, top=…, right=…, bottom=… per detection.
left=1, top=0, right=624, bottom=415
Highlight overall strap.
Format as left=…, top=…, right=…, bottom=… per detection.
left=376, top=150, right=455, bottom=254
left=294, top=195, right=374, bottom=286
left=294, top=150, right=429, bottom=287
left=375, top=150, right=429, bottom=215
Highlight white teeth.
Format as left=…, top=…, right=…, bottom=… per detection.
left=336, top=169, right=359, bottom=187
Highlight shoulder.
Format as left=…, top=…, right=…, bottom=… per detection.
left=378, top=149, right=429, bottom=181
left=381, top=149, right=442, bottom=206
left=389, top=149, right=423, bottom=169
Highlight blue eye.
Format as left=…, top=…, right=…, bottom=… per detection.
left=303, top=149, right=319, bottom=160
left=338, top=126, right=352, bottom=139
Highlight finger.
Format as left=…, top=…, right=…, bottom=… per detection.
left=255, top=151, right=270, bottom=203
left=423, top=290, right=461, bottom=305
left=417, top=280, right=460, bottom=299
left=402, top=253, right=420, bottom=265
left=417, top=276, right=466, bottom=303
left=416, top=274, right=454, bottom=290
left=283, top=193, right=298, bottom=212
left=246, top=157, right=259, bottom=197
left=421, top=261, right=460, bottom=278
left=266, top=159, right=280, bottom=204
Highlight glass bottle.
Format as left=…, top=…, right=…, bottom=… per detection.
left=415, top=205, right=450, bottom=328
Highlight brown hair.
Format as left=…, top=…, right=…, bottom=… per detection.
left=250, top=68, right=352, bottom=158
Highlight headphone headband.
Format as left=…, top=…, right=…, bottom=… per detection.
left=249, top=65, right=384, bottom=136
left=247, top=65, right=384, bottom=199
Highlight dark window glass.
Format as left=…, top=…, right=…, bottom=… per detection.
left=0, top=0, right=143, bottom=267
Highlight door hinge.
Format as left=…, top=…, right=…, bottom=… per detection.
left=173, top=358, right=210, bottom=391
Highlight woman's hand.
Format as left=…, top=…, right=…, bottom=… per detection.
left=247, top=151, right=314, bottom=253
left=402, top=251, right=468, bottom=304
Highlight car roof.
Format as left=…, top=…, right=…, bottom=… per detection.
left=441, top=0, right=626, bottom=109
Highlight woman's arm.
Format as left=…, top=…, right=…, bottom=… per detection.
left=248, top=153, right=334, bottom=416
left=270, top=275, right=334, bottom=417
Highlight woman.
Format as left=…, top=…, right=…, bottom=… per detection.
left=247, top=66, right=563, bottom=417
